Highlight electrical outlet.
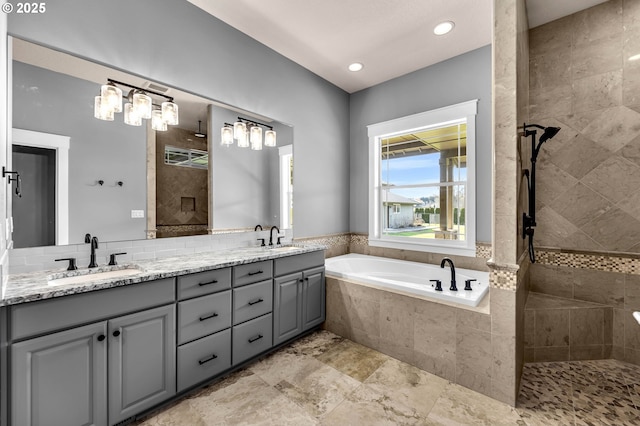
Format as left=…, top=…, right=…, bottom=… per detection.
left=131, top=210, right=145, bottom=219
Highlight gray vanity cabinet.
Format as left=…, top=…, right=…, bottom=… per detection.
left=8, top=278, right=176, bottom=426
left=11, top=321, right=108, bottom=426
left=273, top=252, right=325, bottom=346
left=301, top=266, right=326, bottom=330
left=108, top=304, right=176, bottom=425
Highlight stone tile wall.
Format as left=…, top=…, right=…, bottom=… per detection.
left=530, top=252, right=640, bottom=365
left=324, top=277, right=495, bottom=398
left=529, top=0, right=640, bottom=253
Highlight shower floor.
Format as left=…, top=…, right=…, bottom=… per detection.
left=132, top=330, right=640, bottom=425
left=518, top=359, right=640, bottom=425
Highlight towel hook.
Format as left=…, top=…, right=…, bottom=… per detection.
left=2, top=167, right=21, bottom=198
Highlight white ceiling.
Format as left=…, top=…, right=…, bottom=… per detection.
left=188, top=0, right=610, bottom=93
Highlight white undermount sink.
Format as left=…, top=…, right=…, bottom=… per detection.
left=47, top=267, right=144, bottom=286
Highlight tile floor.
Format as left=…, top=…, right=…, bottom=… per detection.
left=133, top=330, right=640, bottom=425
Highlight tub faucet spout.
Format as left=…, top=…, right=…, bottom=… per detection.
left=440, top=257, right=457, bottom=291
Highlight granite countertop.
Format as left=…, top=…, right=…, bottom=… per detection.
left=2, top=244, right=325, bottom=306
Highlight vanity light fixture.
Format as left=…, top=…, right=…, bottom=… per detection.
left=195, top=120, right=207, bottom=138
left=629, top=53, right=640, bottom=61
left=434, top=21, right=454, bottom=35
left=221, top=117, right=276, bottom=149
left=94, top=79, right=179, bottom=131
left=221, top=124, right=234, bottom=146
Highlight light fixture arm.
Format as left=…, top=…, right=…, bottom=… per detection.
left=107, top=79, right=174, bottom=103
left=231, top=116, right=273, bottom=130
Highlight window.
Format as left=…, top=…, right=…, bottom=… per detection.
left=279, top=144, right=293, bottom=230
left=368, top=100, right=477, bottom=257
left=164, top=146, right=209, bottom=169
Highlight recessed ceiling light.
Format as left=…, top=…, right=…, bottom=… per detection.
left=434, top=21, right=455, bottom=36
left=629, top=53, right=640, bottom=61
left=348, top=62, right=364, bottom=72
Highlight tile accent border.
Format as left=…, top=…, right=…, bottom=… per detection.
left=489, top=269, right=518, bottom=291
left=299, top=232, right=492, bottom=259
left=536, top=248, right=640, bottom=275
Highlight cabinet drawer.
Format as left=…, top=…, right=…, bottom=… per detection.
left=232, top=313, right=273, bottom=365
left=233, top=260, right=273, bottom=287
left=274, top=251, right=325, bottom=276
left=178, top=290, right=232, bottom=345
left=233, top=279, right=273, bottom=325
left=177, top=268, right=231, bottom=300
left=10, top=278, right=175, bottom=341
left=177, top=329, right=231, bottom=392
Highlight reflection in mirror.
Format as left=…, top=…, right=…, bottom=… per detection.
left=10, top=38, right=293, bottom=248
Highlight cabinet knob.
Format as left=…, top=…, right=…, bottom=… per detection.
left=97, top=334, right=106, bottom=342
left=113, top=330, right=121, bottom=337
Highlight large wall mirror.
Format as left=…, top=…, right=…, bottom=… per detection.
left=9, top=38, right=294, bottom=248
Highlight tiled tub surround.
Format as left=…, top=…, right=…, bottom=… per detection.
left=2, top=244, right=321, bottom=305
left=324, top=276, right=501, bottom=399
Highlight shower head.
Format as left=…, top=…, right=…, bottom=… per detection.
left=539, top=126, right=561, bottom=144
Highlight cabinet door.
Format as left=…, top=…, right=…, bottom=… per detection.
left=273, top=272, right=302, bottom=345
left=302, top=267, right=326, bottom=330
left=108, top=304, right=176, bottom=425
left=11, top=322, right=107, bottom=426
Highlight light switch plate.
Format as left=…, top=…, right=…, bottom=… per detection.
left=131, top=210, right=145, bottom=219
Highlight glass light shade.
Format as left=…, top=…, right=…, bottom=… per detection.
left=124, top=102, right=142, bottom=126
left=133, top=92, right=152, bottom=119
left=94, top=96, right=114, bottom=121
left=100, top=83, right=122, bottom=113
left=237, top=127, right=249, bottom=148
left=250, top=126, right=263, bottom=150
left=161, top=101, right=179, bottom=125
left=233, top=121, right=246, bottom=140
left=151, top=110, right=167, bottom=131
left=221, top=126, right=234, bottom=146
left=264, top=129, right=277, bottom=147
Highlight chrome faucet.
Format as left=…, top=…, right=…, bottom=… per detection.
left=269, top=226, right=280, bottom=246
left=440, top=257, right=457, bottom=291
left=85, top=233, right=99, bottom=268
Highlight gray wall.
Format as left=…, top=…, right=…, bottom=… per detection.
left=12, top=62, right=147, bottom=244
left=209, top=104, right=288, bottom=229
left=7, top=0, right=350, bottom=239
left=349, top=45, right=492, bottom=243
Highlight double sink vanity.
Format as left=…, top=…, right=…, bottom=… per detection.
left=0, top=244, right=326, bottom=426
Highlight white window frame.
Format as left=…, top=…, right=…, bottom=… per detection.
left=367, top=99, right=477, bottom=257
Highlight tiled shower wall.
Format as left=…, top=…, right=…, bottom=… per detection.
left=530, top=0, right=640, bottom=252
left=527, top=0, right=640, bottom=364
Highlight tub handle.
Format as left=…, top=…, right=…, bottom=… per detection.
left=430, top=279, right=442, bottom=292
left=464, top=279, right=476, bottom=291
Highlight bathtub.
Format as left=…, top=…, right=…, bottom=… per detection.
left=325, top=253, right=489, bottom=307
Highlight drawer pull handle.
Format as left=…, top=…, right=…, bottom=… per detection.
left=198, top=279, right=219, bottom=287
left=248, top=334, right=263, bottom=343
left=199, top=312, right=219, bottom=321
left=248, top=298, right=264, bottom=306
left=198, top=354, right=218, bottom=365
left=247, top=270, right=263, bottom=276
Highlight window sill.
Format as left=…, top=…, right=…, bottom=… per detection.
left=368, top=237, right=477, bottom=257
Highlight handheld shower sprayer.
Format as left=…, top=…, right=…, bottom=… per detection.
left=522, top=123, right=561, bottom=263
